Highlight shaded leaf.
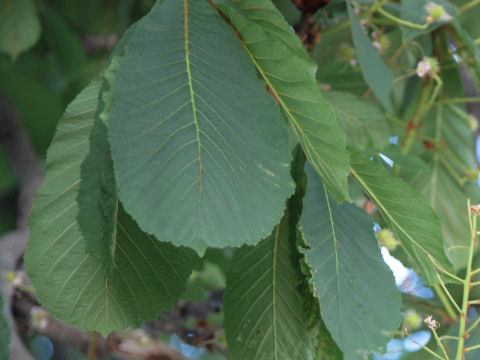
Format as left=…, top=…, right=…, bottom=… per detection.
left=26, top=79, right=196, bottom=336
left=301, top=164, right=401, bottom=359
left=401, top=0, right=457, bottom=43
left=324, top=91, right=390, bottom=149
left=404, top=106, right=480, bottom=269
left=350, top=148, right=454, bottom=284
left=0, top=294, right=9, bottom=360
left=0, top=0, right=41, bottom=59
left=108, top=0, right=294, bottom=254
left=347, top=2, right=393, bottom=112
left=219, top=1, right=351, bottom=202
left=223, top=219, right=313, bottom=360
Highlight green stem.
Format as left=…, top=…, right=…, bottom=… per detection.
left=406, top=329, right=446, bottom=360
left=439, top=97, right=480, bottom=104
left=433, top=272, right=462, bottom=314
left=432, top=328, right=450, bottom=360
left=87, top=332, right=99, bottom=360
left=377, top=8, right=431, bottom=29
left=459, top=0, right=480, bottom=13
left=466, top=314, right=480, bottom=334
left=433, top=284, right=459, bottom=320
left=400, top=82, right=433, bottom=155
left=321, top=0, right=389, bottom=34
left=455, top=204, right=477, bottom=360
left=465, top=343, right=480, bottom=352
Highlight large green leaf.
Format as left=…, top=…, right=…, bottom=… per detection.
left=323, top=91, right=390, bottom=149
left=0, top=294, right=10, bottom=360
left=301, top=164, right=401, bottom=360
left=223, top=218, right=313, bottom=359
left=347, top=2, right=393, bottom=112
left=108, top=0, right=294, bottom=254
left=0, top=0, right=41, bottom=59
left=401, top=0, right=457, bottom=43
left=218, top=2, right=351, bottom=203
left=350, top=148, right=454, bottom=284
left=25, top=79, right=196, bottom=336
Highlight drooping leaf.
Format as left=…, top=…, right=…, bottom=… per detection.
left=77, top=23, right=135, bottom=272
left=401, top=0, right=457, bottom=43
left=0, top=294, right=10, bottom=360
left=223, top=219, right=313, bottom=360
left=108, top=0, right=294, bottom=255
left=347, top=2, right=393, bottom=112
left=26, top=79, right=196, bottom=336
left=301, top=164, right=401, bottom=360
left=218, top=2, right=351, bottom=203
left=350, top=148, right=454, bottom=284
left=323, top=91, right=390, bottom=149
left=0, top=0, right=41, bottom=59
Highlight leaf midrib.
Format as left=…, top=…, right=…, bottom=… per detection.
left=183, top=0, right=203, bottom=209
left=351, top=168, right=428, bottom=255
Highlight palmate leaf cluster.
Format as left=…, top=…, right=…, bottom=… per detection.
left=9, top=0, right=479, bottom=359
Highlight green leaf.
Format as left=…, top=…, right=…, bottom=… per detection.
left=0, top=0, right=41, bottom=59
left=26, top=79, right=196, bottom=336
left=0, top=294, right=10, bottom=360
left=108, top=0, right=294, bottom=254
left=324, top=91, right=390, bottom=149
left=219, top=2, right=351, bottom=203
left=350, top=148, right=454, bottom=284
left=77, top=22, right=134, bottom=272
left=401, top=0, right=457, bottom=43
left=403, top=106, right=480, bottom=269
left=301, top=164, right=401, bottom=360
left=223, top=219, right=313, bottom=359
left=347, top=2, right=393, bottom=112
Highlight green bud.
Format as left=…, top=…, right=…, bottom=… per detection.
left=377, top=229, right=399, bottom=250
left=404, top=310, right=422, bottom=329
left=430, top=5, right=444, bottom=20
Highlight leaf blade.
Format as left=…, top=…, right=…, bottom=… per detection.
left=223, top=218, right=313, bottom=360
left=301, top=164, right=401, bottom=359
left=218, top=1, right=351, bottom=202
left=347, top=2, right=393, bottom=112
left=108, top=0, right=294, bottom=254
left=25, top=78, right=196, bottom=336
left=350, top=148, right=454, bottom=284
left=0, top=0, right=41, bottom=59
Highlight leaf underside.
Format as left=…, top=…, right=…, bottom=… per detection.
left=26, top=79, right=196, bottom=336
left=350, top=148, right=454, bottom=285
left=224, top=218, right=313, bottom=360
left=302, top=164, right=401, bottom=360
